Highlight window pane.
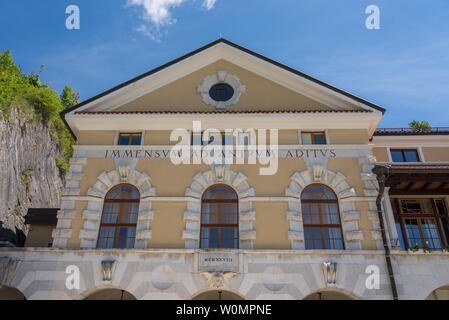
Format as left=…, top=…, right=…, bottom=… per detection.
left=98, top=227, right=116, bottom=249
left=400, top=199, right=433, bottom=214
left=391, top=151, right=404, bottom=162
left=302, top=184, right=343, bottom=250
left=119, top=135, right=130, bottom=145
left=421, top=219, right=441, bottom=249
left=117, top=238, right=126, bottom=249
left=405, top=219, right=422, bottom=247
left=302, top=133, right=312, bottom=145
left=201, top=228, right=210, bottom=238
left=313, top=133, right=326, bottom=145
left=131, top=134, right=142, bottom=145
left=107, top=185, right=139, bottom=200
left=203, top=185, right=237, bottom=200
left=435, top=200, right=447, bottom=215
left=201, top=184, right=239, bottom=249
left=302, top=185, right=336, bottom=200
left=98, top=185, right=139, bottom=249
left=126, top=237, right=135, bottom=249
left=395, top=223, right=406, bottom=250
left=403, top=150, right=419, bottom=162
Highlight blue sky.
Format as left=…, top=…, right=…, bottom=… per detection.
left=1, top=0, right=448, bottom=127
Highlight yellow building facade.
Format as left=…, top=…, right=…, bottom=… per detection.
left=1, top=39, right=449, bottom=300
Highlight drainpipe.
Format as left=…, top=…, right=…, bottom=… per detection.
left=372, top=165, right=399, bottom=300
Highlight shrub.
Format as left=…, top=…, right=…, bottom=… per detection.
left=0, top=50, right=76, bottom=178
left=408, top=120, right=432, bottom=132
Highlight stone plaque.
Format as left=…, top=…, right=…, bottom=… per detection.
left=198, top=252, right=238, bottom=272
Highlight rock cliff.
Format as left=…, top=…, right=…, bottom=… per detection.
left=0, top=107, right=64, bottom=245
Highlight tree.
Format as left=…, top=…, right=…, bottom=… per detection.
left=60, top=85, right=80, bottom=109
left=408, top=120, right=432, bottom=132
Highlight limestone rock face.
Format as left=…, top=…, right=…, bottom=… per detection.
left=0, top=107, right=64, bottom=245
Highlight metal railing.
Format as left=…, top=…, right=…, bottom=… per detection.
left=375, top=127, right=449, bottom=133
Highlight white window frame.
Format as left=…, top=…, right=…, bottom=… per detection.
left=298, top=129, right=329, bottom=145
left=387, top=146, right=425, bottom=163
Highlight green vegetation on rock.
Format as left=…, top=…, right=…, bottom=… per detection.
left=21, top=168, right=33, bottom=187
left=0, top=50, right=79, bottom=177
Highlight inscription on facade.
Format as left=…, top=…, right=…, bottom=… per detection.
left=104, top=149, right=337, bottom=159
left=198, top=252, right=238, bottom=272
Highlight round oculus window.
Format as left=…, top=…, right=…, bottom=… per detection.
left=209, top=83, right=234, bottom=102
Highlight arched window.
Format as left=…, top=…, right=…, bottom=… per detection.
left=97, top=184, right=139, bottom=249
left=201, top=185, right=238, bottom=249
left=301, top=184, right=344, bottom=250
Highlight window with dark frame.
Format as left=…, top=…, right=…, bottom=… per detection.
left=301, top=132, right=326, bottom=145
left=200, top=185, right=238, bottom=249
left=209, top=83, right=234, bottom=102
left=191, top=131, right=230, bottom=146
left=118, top=133, right=142, bottom=146
left=390, top=149, right=420, bottom=162
left=301, top=184, right=344, bottom=250
left=97, top=184, right=139, bottom=249
left=392, top=198, right=448, bottom=250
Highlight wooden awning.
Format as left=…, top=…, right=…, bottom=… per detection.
left=380, top=164, right=449, bottom=195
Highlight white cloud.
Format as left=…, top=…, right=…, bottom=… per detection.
left=128, top=0, right=186, bottom=27
left=136, top=24, right=160, bottom=42
left=202, top=0, right=217, bottom=10
left=127, top=0, right=218, bottom=40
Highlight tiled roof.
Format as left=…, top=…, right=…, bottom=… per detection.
left=74, top=109, right=372, bottom=115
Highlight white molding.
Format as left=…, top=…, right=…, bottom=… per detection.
left=68, top=42, right=381, bottom=116
left=197, top=70, right=246, bottom=108
left=73, top=144, right=372, bottom=151
left=182, top=165, right=256, bottom=249
left=285, top=168, right=364, bottom=250
left=67, top=113, right=381, bottom=131
left=418, top=147, right=425, bottom=162
left=374, top=142, right=449, bottom=147
left=79, top=168, right=156, bottom=249
left=387, top=147, right=392, bottom=162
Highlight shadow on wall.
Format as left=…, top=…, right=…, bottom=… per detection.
left=192, top=290, right=245, bottom=300
left=303, top=289, right=360, bottom=300
left=426, top=285, right=449, bottom=300
left=83, top=288, right=137, bottom=300
left=0, top=286, right=26, bottom=300
left=0, top=222, right=26, bottom=247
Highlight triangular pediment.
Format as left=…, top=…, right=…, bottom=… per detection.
left=65, top=39, right=385, bottom=117
left=115, top=59, right=338, bottom=113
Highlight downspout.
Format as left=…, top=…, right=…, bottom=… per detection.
left=372, top=165, right=399, bottom=300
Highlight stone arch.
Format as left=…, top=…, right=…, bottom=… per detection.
left=285, top=167, right=363, bottom=250
left=183, top=165, right=256, bottom=249
left=78, top=168, right=156, bottom=249
left=191, top=288, right=247, bottom=300
left=303, top=287, right=362, bottom=300
left=76, top=284, right=137, bottom=300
